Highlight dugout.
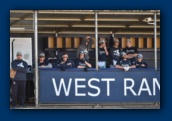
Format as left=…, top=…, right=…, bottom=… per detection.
left=10, top=10, right=160, bottom=108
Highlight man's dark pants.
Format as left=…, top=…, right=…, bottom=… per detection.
left=11, top=80, right=26, bottom=107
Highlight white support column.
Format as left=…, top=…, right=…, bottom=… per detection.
left=34, top=10, right=39, bottom=107
left=95, top=11, right=98, bottom=71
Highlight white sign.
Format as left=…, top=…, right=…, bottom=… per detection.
left=10, top=37, right=32, bottom=68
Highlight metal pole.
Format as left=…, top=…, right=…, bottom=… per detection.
left=34, top=11, right=39, bottom=107
left=12, top=39, right=15, bottom=61
left=154, top=11, right=157, bottom=70
left=95, top=11, right=98, bottom=71
left=94, top=12, right=101, bottom=108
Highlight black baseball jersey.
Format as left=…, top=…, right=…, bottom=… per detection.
left=110, top=46, right=121, bottom=61
left=134, top=61, right=148, bottom=68
left=117, top=59, right=132, bottom=67
left=11, top=59, right=28, bottom=81
left=38, top=60, right=49, bottom=66
left=75, top=58, right=88, bottom=68
left=98, top=47, right=107, bottom=61
left=123, top=46, right=138, bottom=54
left=55, top=59, right=75, bottom=69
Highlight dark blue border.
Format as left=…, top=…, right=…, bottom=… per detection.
left=0, top=0, right=171, bottom=121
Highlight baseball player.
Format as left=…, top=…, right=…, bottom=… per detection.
left=38, top=53, right=52, bottom=68
left=116, top=51, right=136, bottom=71
left=75, top=51, right=92, bottom=69
left=98, top=39, right=109, bottom=68
left=76, top=36, right=94, bottom=60
left=134, top=54, right=148, bottom=68
left=98, top=39, right=109, bottom=62
left=123, top=39, right=138, bottom=62
left=55, top=53, right=75, bottom=71
left=110, top=38, right=121, bottom=66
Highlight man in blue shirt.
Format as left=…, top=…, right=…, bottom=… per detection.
left=98, top=40, right=109, bottom=68
left=116, top=51, right=136, bottom=71
left=55, top=53, right=75, bottom=71
left=98, top=39, right=109, bottom=61
left=123, top=39, right=138, bottom=63
left=134, top=54, right=148, bottom=68
left=11, top=52, right=28, bottom=108
left=75, top=51, right=92, bottom=69
left=110, top=39, right=121, bottom=66
left=38, top=53, right=52, bottom=68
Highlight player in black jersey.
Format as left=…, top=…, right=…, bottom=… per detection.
left=55, top=53, right=75, bottom=71
left=123, top=39, right=138, bottom=62
left=116, top=51, right=136, bottom=71
left=134, top=54, right=148, bottom=68
left=98, top=39, right=109, bottom=68
left=75, top=51, right=92, bottom=69
left=38, top=53, right=52, bottom=68
left=98, top=39, right=109, bottom=62
left=109, top=38, right=121, bottom=66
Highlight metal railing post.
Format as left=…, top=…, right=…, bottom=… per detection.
left=34, top=10, right=39, bottom=107
left=154, top=11, right=157, bottom=70
left=95, top=11, right=98, bottom=71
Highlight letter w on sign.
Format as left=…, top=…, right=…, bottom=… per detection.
left=52, top=78, right=72, bottom=96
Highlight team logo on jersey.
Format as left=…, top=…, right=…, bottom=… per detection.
left=99, top=51, right=106, bottom=55
left=126, top=50, right=135, bottom=53
left=136, top=64, right=139, bottom=66
left=121, top=64, right=130, bottom=67
left=84, top=49, right=88, bottom=54
left=79, top=62, right=86, bottom=67
left=120, top=60, right=131, bottom=67
left=17, top=62, right=24, bottom=68
left=67, top=63, right=72, bottom=66
left=113, top=50, right=120, bottom=56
